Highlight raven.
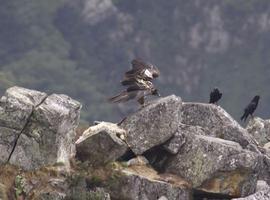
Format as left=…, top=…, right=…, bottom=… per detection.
left=121, top=59, right=160, bottom=86
left=109, top=80, right=160, bottom=106
left=241, top=95, right=260, bottom=122
left=209, top=87, right=222, bottom=104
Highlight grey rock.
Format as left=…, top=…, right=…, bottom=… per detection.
left=120, top=95, right=182, bottom=155
left=0, top=86, right=47, bottom=164
left=38, top=191, right=66, bottom=200
left=0, top=86, right=47, bottom=130
left=164, top=124, right=205, bottom=154
left=232, top=187, right=270, bottom=200
left=76, top=122, right=128, bottom=165
left=246, top=117, right=270, bottom=146
left=9, top=93, right=81, bottom=170
left=181, top=103, right=259, bottom=152
left=113, top=166, right=191, bottom=200
left=256, top=180, right=269, bottom=192
left=165, top=131, right=261, bottom=197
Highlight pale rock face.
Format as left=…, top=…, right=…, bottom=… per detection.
left=75, top=122, right=128, bottom=165
left=120, top=95, right=182, bottom=155
left=0, top=86, right=81, bottom=170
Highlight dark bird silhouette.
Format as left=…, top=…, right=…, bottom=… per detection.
left=121, top=59, right=160, bottom=86
left=109, top=80, right=160, bottom=106
left=241, top=95, right=260, bottom=122
left=209, top=87, right=222, bottom=104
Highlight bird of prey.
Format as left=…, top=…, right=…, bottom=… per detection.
left=109, top=80, right=160, bottom=106
left=121, top=59, right=160, bottom=86
left=209, top=87, right=222, bottom=104
left=241, top=95, right=260, bottom=122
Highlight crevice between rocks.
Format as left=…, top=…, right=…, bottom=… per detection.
left=6, top=95, right=49, bottom=163
left=192, top=189, right=235, bottom=200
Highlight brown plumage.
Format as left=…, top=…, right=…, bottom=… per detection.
left=121, top=59, right=160, bottom=86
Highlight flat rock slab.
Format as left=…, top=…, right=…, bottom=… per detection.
left=76, top=122, right=128, bottom=166
left=9, top=93, right=81, bottom=170
left=121, top=95, right=182, bottom=155
left=165, top=132, right=261, bottom=197
left=181, top=103, right=259, bottom=152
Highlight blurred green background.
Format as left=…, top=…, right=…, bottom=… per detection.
left=0, top=0, right=270, bottom=123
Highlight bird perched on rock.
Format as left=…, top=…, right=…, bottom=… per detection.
left=109, top=80, right=160, bottom=106
left=241, top=95, right=260, bottom=122
left=121, top=59, right=160, bottom=86
left=109, top=59, right=160, bottom=106
left=209, top=87, right=222, bottom=104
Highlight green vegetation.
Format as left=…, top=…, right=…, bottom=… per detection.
left=0, top=0, right=270, bottom=123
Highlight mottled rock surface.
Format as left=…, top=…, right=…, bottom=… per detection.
left=121, top=95, right=182, bottom=155
left=164, top=124, right=205, bottom=154
left=165, top=132, right=261, bottom=197
left=232, top=187, right=270, bottom=200
left=246, top=117, right=270, bottom=146
left=0, top=86, right=81, bottom=170
left=113, top=165, right=191, bottom=200
left=76, top=122, right=128, bottom=165
left=0, top=87, right=47, bottom=164
left=181, top=103, right=259, bottom=152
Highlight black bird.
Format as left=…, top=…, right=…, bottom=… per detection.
left=209, top=87, right=222, bottom=104
left=241, top=95, right=260, bottom=122
left=121, top=59, right=160, bottom=86
left=109, top=80, right=160, bottom=106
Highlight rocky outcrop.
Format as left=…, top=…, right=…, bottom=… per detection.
left=181, top=103, right=260, bottom=152
left=165, top=131, right=260, bottom=197
left=75, top=122, right=128, bottom=165
left=0, top=86, right=81, bottom=170
left=246, top=117, right=270, bottom=146
left=120, top=95, right=182, bottom=155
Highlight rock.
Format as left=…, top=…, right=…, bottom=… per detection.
left=163, top=124, right=205, bottom=154
left=76, top=122, right=128, bottom=165
left=110, top=165, right=191, bottom=200
left=232, top=187, right=270, bottom=200
left=246, top=117, right=270, bottom=146
left=9, top=93, right=81, bottom=170
left=0, top=86, right=47, bottom=164
left=256, top=180, right=269, bottom=192
left=165, top=132, right=261, bottom=197
left=126, top=156, right=149, bottom=166
left=36, top=191, right=66, bottom=200
left=0, top=183, right=8, bottom=200
left=120, top=95, right=182, bottom=155
left=181, top=103, right=259, bottom=152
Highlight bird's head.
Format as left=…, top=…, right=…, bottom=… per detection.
left=151, top=88, right=161, bottom=97
left=253, top=95, right=260, bottom=102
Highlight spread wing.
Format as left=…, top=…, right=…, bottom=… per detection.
left=121, top=59, right=160, bottom=86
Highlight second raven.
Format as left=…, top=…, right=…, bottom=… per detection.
left=240, top=95, right=260, bottom=122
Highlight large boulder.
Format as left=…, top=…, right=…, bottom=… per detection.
left=246, top=117, right=270, bottom=147
left=120, top=95, right=182, bottom=155
left=0, top=86, right=47, bottom=164
left=181, top=103, right=259, bottom=152
left=165, top=131, right=261, bottom=197
left=75, top=122, right=128, bottom=166
left=8, top=91, right=81, bottom=170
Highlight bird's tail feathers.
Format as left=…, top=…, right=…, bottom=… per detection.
left=241, top=113, right=247, bottom=121
left=108, top=91, right=131, bottom=103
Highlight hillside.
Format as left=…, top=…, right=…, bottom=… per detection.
left=0, top=0, right=270, bottom=122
